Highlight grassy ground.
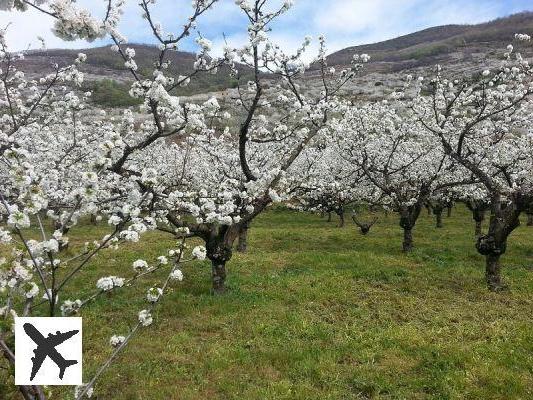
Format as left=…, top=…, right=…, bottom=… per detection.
left=2, top=206, right=533, bottom=399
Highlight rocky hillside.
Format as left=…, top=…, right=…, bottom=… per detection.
left=299, top=11, right=533, bottom=101
left=325, top=11, right=533, bottom=72
left=15, top=11, right=533, bottom=106
left=17, top=44, right=254, bottom=106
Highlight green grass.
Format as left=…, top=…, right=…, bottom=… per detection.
left=2, top=206, right=533, bottom=399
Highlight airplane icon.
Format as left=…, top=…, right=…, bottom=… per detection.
left=23, top=322, right=79, bottom=381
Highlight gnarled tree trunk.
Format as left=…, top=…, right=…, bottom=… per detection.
left=402, top=228, right=413, bottom=252
left=336, top=208, right=345, bottom=228
left=527, top=213, right=533, bottom=227
left=399, top=202, right=423, bottom=252
left=485, top=253, right=502, bottom=291
left=447, top=204, right=453, bottom=218
left=467, top=202, right=488, bottom=238
left=475, top=196, right=521, bottom=291
left=433, top=206, right=444, bottom=228
left=236, top=222, right=250, bottom=253
left=435, top=211, right=443, bottom=228
left=211, top=259, right=227, bottom=294
left=206, top=225, right=240, bottom=294
left=475, top=219, right=483, bottom=237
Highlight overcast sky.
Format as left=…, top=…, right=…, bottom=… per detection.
left=1, top=0, right=532, bottom=58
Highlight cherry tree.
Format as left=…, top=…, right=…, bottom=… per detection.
left=331, top=100, right=457, bottom=251
left=292, top=148, right=360, bottom=228
left=408, top=38, right=533, bottom=290
left=0, top=43, right=206, bottom=400
left=296, top=183, right=352, bottom=227
left=130, top=0, right=370, bottom=294
left=0, top=0, right=229, bottom=397
left=427, top=184, right=461, bottom=228
left=292, top=145, right=381, bottom=234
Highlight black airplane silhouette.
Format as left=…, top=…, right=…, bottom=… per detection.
left=23, top=323, right=79, bottom=381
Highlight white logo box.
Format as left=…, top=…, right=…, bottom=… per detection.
left=15, top=317, right=83, bottom=386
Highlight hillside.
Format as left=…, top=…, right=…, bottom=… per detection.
left=14, top=12, right=533, bottom=106
left=296, top=11, right=533, bottom=102
left=326, top=11, right=533, bottom=71
left=17, top=44, right=253, bottom=106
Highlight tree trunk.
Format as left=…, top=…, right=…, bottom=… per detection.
left=403, top=228, right=413, bottom=252
left=327, top=212, right=332, bottom=222
left=399, top=201, right=424, bottom=252
left=527, top=214, right=533, bottom=226
left=236, top=223, right=249, bottom=253
left=433, top=207, right=444, bottom=228
left=205, top=226, right=239, bottom=295
left=399, top=198, right=427, bottom=252
left=447, top=205, right=453, bottom=218
left=435, top=211, right=443, bottom=228
left=472, top=208, right=486, bottom=238
left=90, top=214, right=98, bottom=225
left=485, top=254, right=503, bottom=292
left=337, top=210, right=345, bottom=228
left=475, top=195, right=522, bottom=291
left=211, top=260, right=227, bottom=294
left=475, top=220, right=483, bottom=237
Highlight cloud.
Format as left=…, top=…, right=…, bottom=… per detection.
left=314, top=0, right=417, bottom=34
left=303, top=0, right=531, bottom=49
left=0, top=8, right=87, bottom=50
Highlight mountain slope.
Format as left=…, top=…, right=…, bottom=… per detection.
left=326, top=11, right=533, bottom=71
left=19, top=44, right=253, bottom=96
left=14, top=11, right=533, bottom=106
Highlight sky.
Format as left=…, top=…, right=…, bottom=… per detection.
left=1, top=0, right=532, bottom=59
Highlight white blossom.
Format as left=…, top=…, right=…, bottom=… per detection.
left=109, top=335, right=126, bottom=348
left=138, top=309, right=153, bottom=326
left=191, top=246, right=207, bottom=260
left=170, top=269, right=184, bottom=281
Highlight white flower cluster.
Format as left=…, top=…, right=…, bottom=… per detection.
left=146, top=287, right=163, bottom=303
left=61, top=299, right=82, bottom=316
left=74, top=384, right=94, bottom=399
left=515, top=33, right=531, bottom=41
left=96, top=276, right=125, bottom=292
left=191, top=246, right=207, bottom=260
left=170, top=269, right=184, bottom=281
left=138, top=309, right=153, bottom=326
left=133, top=259, right=149, bottom=272
left=49, top=0, right=105, bottom=41
left=109, top=335, right=126, bottom=348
